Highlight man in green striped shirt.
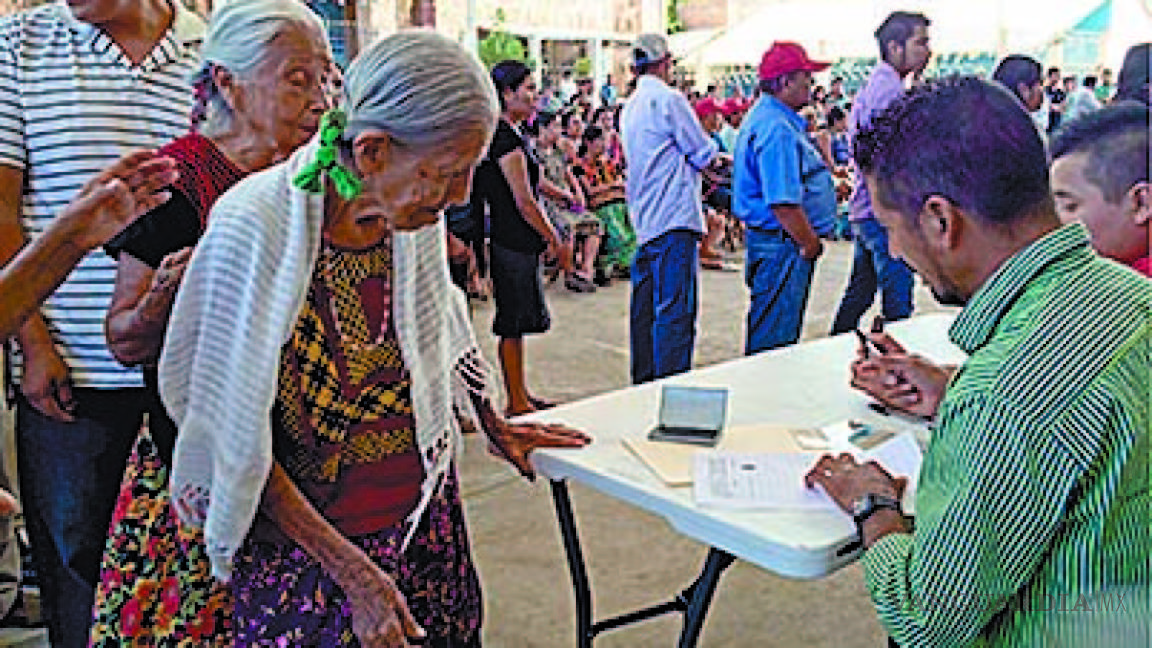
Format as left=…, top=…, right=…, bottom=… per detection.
left=806, top=77, right=1150, bottom=647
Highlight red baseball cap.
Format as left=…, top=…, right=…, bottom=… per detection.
left=757, top=41, right=830, bottom=81
left=721, top=97, right=745, bottom=116
left=694, top=97, right=722, bottom=119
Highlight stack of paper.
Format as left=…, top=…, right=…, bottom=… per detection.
left=692, top=432, right=923, bottom=511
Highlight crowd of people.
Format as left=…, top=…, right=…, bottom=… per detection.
left=0, top=0, right=1147, bottom=646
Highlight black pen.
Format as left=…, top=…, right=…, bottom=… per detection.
left=854, top=328, right=886, bottom=358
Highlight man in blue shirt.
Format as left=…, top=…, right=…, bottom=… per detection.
left=621, top=33, right=721, bottom=383
left=733, top=41, right=834, bottom=353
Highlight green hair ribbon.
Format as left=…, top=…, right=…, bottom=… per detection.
left=293, top=109, right=364, bottom=200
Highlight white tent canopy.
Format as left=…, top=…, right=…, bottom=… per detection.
left=673, top=0, right=1105, bottom=67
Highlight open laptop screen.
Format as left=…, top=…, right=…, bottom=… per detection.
left=659, top=385, right=728, bottom=432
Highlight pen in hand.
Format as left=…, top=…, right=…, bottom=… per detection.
left=854, top=328, right=886, bottom=359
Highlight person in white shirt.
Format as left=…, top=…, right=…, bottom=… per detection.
left=620, top=33, right=721, bottom=383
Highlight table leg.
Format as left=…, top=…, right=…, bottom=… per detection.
left=677, top=548, right=736, bottom=648
left=550, top=480, right=594, bottom=648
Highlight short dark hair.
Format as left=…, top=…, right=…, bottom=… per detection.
left=875, top=11, right=930, bottom=62
left=1083, top=75, right=1098, bottom=88
left=1050, top=102, right=1151, bottom=203
left=1115, top=43, right=1150, bottom=106
left=491, top=60, right=532, bottom=108
left=759, top=70, right=802, bottom=96
left=826, top=105, right=847, bottom=125
left=992, top=55, right=1042, bottom=104
left=1047, top=66, right=1061, bottom=77
left=854, top=76, right=1051, bottom=225
left=528, top=110, right=560, bottom=137
left=559, top=110, right=582, bottom=131
left=578, top=124, right=605, bottom=157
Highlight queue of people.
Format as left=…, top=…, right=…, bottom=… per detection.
left=0, top=0, right=1147, bottom=646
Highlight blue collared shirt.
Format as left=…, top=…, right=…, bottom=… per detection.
left=732, top=95, right=836, bottom=233
left=621, top=75, right=719, bottom=246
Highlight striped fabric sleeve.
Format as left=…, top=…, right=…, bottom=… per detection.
left=862, top=391, right=1078, bottom=647
left=0, top=22, right=26, bottom=169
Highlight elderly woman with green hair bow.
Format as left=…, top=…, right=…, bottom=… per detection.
left=160, top=31, right=591, bottom=647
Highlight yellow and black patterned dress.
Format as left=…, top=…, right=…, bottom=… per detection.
left=229, top=242, right=482, bottom=647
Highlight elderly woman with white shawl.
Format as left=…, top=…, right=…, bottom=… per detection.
left=159, top=32, right=590, bottom=647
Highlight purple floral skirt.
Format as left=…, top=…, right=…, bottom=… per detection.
left=229, top=470, right=482, bottom=647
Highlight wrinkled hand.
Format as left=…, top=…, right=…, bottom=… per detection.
left=336, top=559, right=425, bottom=647
left=804, top=453, right=907, bottom=514
left=487, top=420, right=592, bottom=480
left=148, top=247, right=193, bottom=298
left=64, top=150, right=178, bottom=250
left=850, top=336, right=950, bottom=419
left=20, top=344, right=74, bottom=422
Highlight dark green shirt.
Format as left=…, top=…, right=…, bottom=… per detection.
left=863, top=224, right=1151, bottom=647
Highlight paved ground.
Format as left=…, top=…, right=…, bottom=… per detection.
left=462, top=239, right=953, bottom=647
left=0, top=238, right=954, bottom=647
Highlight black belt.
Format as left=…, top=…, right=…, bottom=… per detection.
left=748, top=225, right=785, bottom=235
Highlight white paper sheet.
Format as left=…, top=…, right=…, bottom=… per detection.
left=693, top=432, right=923, bottom=510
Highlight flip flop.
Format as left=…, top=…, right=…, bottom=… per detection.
left=529, top=396, right=559, bottom=410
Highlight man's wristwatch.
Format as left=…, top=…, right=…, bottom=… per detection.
left=851, top=493, right=903, bottom=540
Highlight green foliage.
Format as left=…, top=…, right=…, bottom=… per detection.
left=478, top=8, right=528, bottom=69
left=666, top=0, right=685, bottom=35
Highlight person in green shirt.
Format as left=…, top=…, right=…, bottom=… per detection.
left=1095, top=68, right=1114, bottom=103
left=806, top=76, right=1150, bottom=647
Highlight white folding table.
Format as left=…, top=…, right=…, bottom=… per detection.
left=522, top=313, right=966, bottom=647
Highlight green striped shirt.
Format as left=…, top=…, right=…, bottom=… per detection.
left=862, top=224, right=1150, bottom=647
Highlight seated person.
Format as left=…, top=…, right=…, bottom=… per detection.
left=1050, top=102, right=1150, bottom=277
left=811, top=77, right=1149, bottom=647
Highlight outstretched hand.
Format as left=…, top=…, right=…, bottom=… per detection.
left=485, top=418, right=592, bottom=480
left=63, top=150, right=178, bottom=250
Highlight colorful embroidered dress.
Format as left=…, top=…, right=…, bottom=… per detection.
left=579, top=153, right=636, bottom=271
left=229, top=242, right=482, bottom=647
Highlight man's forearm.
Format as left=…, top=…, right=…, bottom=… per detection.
left=774, top=205, right=821, bottom=251
left=0, top=219, right=86, bottom=341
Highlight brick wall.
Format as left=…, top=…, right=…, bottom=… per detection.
left=678, top=0, right=725, bottom=30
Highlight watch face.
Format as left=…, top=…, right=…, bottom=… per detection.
left=852, top=494, right=874, bottom=518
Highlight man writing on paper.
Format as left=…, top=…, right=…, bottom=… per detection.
left=805, top=77, right=1150, bottom=647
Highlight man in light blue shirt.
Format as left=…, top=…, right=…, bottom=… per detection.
left=621, top=33, right=720, bottom=383
left=733, top=41, right=833, bottom=354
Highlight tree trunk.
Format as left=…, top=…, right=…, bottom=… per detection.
left=343, top=0, right=360, bottom=59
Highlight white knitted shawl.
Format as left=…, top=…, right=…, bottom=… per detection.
left=159, top=139, right=487, bottom=581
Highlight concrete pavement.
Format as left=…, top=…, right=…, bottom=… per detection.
left=462, top=239, right=954, bottom=647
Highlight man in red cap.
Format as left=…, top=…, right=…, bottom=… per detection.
left=732, top=41, right=837, bottom=353
left=718, top=98, right=744, bottom=153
